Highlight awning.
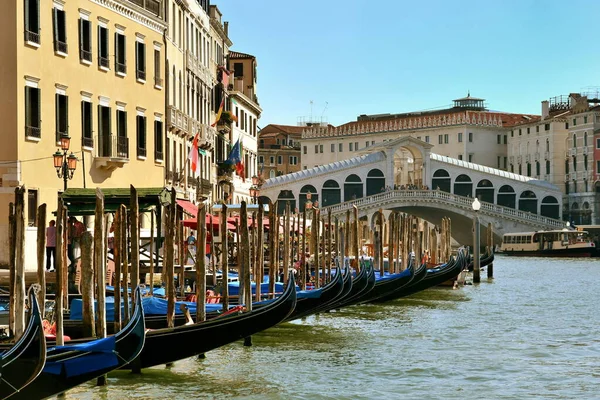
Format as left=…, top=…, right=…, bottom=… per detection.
left=176, top=199, right=198, bottom=217
left=61, top=187, right=164, bottom=216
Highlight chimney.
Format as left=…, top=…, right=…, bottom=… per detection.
left=541, top=100, right=549, bottom=120
left=224, top=21, right=229, bottom=37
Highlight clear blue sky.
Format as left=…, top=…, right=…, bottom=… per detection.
left=216, top=0, right=600, bottom=128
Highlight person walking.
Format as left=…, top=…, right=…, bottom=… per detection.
left=46, top=220, right=56, bottom=271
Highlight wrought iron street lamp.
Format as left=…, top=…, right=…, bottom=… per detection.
left=53, top=135, right=78, bottom=191
left=250, top=175, right=262, bottom=204
left=472, top=197, right=481, bottom=283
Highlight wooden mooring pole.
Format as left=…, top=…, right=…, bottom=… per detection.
left=196, top=204, right=206, bottom=322
left=14, top=187, right=26, bottom=340
left=487, top=222, right=494, bottom=278
left=220, top=203, right=229, bottom=310
left=55, top=197, right=66, bottom=346
left=36, top=204, right=47, bottom=318
left=113, top=207, right=122, bottom=333
left=130, top=185, right=139, bottom=305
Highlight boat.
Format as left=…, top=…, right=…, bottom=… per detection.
left=8, top=287, right=145, bottom=400
left=500, top=229, right=598, bottom=257
left=467, top=250, right=494, bottom=271
left=0, top=292, right=46, bottom=399
left=285, top=268, right=344, bottom=321
left=328, top=263, right=372, bottom=310
left=311, top=266, right=353, bottom=314
left=373, top=261, right=428, bottom=303
left=125, top=272, right=297, bottom=370
left=354, top=264, right=415, bottom=304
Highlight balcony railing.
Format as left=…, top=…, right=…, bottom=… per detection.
left=136, top=69, right=146, bottom=81
left=126, top=0, right=161, bottom=17
left=154, top=148, right=163, bottom=162
left=167, top=106, right=188, bottom=132
left=80, top=49, right=92, bottom=62
left=99, top=56, right=109, bottom=69
left=55, top=40, right=68, bottom=54
left=25, top=126, right=41, bottom=139
left=95, top=134, right=129, bottom=159
left=82, top=136, right=94, bottom=148
left=154, top=76, right=163, bottom=87
left=137, top=146, right=147, bottom=158
left=25, top=30, right=40, bottom=44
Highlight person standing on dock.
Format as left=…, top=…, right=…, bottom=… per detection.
left=46, top=220, right=56, bottom=271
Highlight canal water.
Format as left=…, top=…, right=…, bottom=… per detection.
left=65, top=256, right=600, bottom=399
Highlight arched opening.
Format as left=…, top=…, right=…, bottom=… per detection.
left=299, top=185, right=318, bottom=211
left=497, top=185, right=516, bottom=209
left=432, top=169, right=451, bottom=193
left=257, top=195, right=271, bottom=206
left=453, top=174, right=473, bottom=197
left=540, top=196, right=559, bottom=219
left=581, top=201, right=591, bottom=224
left=276, top=190, right=295, bottom=215
left=366, top=168, right=385, bottom=196
left=518, top=190, right=538, bottom=214
left=344, top=174, right=363, bottom=201
left=475, top=179, right=494, bottom=203
left=321, top=180, right=341, bottom=207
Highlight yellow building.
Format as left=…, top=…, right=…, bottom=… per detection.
left=0, top=0, right=167, bottom=268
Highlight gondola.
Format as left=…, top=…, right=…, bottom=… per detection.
left=125, top=272, right=297, bottom=370
left=0, top=292, right=46, bottom=399
left=373, top=261, right=428, bottom=303
left=309, top=266, right=353, bottom=314
left=354, top=263, right=415, bottom=304
left=467, top=250, right=494, bottom=271
left=393, top=253, right=467, bottom=299
left=327, top=263, right=371, bottom=310
left=285, top=268, right=344, bottom=321
left=9, top=287, right=145, bottom=400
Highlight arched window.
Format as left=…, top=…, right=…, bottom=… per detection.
left=475, top=179, right=494, bottom=203
left=299, top=185, right=318, bottom=211
left=519, top=190, right=538, bottom=214
left=432, top=169, right=451, bottom=192
left=453, top=174, right=473, bottom=197
left=540, top=196, right=559, bottom=219
left=344, top=174, right=363, bottom=201
left=584, top=132, right=588, bottom=146
left=572, top=133, right=577, bottom=148
left=366, top=169, right=385, bottom=196
left=545, top=160, right=550, bottom=175
left=497, top=185, right=516, bottom=209
left=322, top=180, right=341, bottom=206
left=546, top=138, right=550, bottom=152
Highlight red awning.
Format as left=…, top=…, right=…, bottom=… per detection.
left=183, top=215, right=236, bottom=231
left=176, top=199, right=198, bottom=217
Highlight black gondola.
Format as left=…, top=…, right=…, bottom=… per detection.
left=8, top=287, right=145, bottom=400
left=327, top=263, right=371, bottom=310
left=0, top=292, right=46, bottom=400
left=125, top=272, right=297, bottom=370
left=467, top=250, right=494, bottom=271
left=354, top=263, right=415, bottom=304
left=373, top=261, right=428, bottom=303
left=285, top=268, right=344, bottom=321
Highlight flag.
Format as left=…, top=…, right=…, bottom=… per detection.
left=222, top=69, right=230, bottom=89
left=225, top=139, right=245, bottom=182
left=188, top=133, right=200, bottom=175
left=230, top=98, right=238, bottom=122
left=211, top=99, right=225, bottom=127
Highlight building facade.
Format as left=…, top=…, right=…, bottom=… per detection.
left=257, top=124, right=303, bottom=180
left=0, top=0, right=167, bottom=267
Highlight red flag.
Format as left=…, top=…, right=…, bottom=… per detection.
left=188, top=133, right=200, bottom=175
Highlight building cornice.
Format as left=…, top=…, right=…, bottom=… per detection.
left=210, top=18, right=233, bottom=47
left=91, top=0, right=167, bottom=34
left=230, top=91, right=262, bottom=116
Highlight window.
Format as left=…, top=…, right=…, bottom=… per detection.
left=349, top=142, right=354, bottom=151
left=331, top=144, right=335, bottom=152
left=497, top=156, right=501, bottom=169
left=572, top=133, right=577, bottom=148
left=468, top=132, right=473, bottom=142
left=504, top=135, right=507, bottom=144
left=289, top=156, right=297, bottom=165
left=444, top=134, right=449, bottom=144
left=258, top=155, right=264, bottom=164
left=584, top=132, right=587, bottom=146
left=458, top=132, right=463, bottom=142
left=115, top=32, right=126, bottom=74
left=518, top=164, right=522, bottom=175
left=527, top=127, right=530, bottom=134
left=25, top=86, right=41, bottom=138
left=98, top=26, right=109, bottom=69
left=597, top=138, right=600, bottom=149
left=536, top=125, right=539, bottom=132
left=136, top=41, right=146, bottom=81
left=510, top=164, right=514, bottom=173
left=365, top=141, right=369, bottom=147
left=269, top=156, right=274, bottom=164
left=546, top=160, right=550, bottom=175
left=319, top=144, right=323, bottom=153
left=314, top=145, right=318, bottom=154
left=339, top=143, right=343, bottom=152
left=116, top=109, right=128, bottom=158
left=546, top=138, right=550, bottom=152
left=565, top=182, right=570, bottom=195
left=573, top=118, right=576, bottom=126
left=27, top=189, right=38, bottom=227
left=154, top=49, right=162, bottom=87
left=79, top=18, right=92, bottom=62
left=438, top=135, right=443, bottom=144
left=52, top=7, right=67, bottom=54
left=584, top=116, right=588, bottom=124
left=277, top=155, right=282, bottom=164
left=565, top=159, right=569, bottom=174
left=276, top=139, right=280, bottom=145
left=497, top=135, right=501, bottom=144
left=355, top=141, right=358, bottom=150
left=597, top=161, right=600, bottom=174
left=544, top=123, right=550, bottom=131
left=136, top=115, right=147, bottom=158
left=24, top=0, right=40, bottom=44
left=154, top=119, right=163, bottom=161
left=458, top=154, right=463, bottom=160
left=510, top=130, right=514, bottom=137
left=527, top=163, right=531, bottom=177
left=97, top=105, right=111, bottom=157
left=425, top=136, right=429, bottom=143
left=468, top=154, right=473, bottom=162
left=504, top=157, right=507, bottom=170
left=573, top=156, right=577, bottom=171
left=371, top=141, right=375, bottom=145
left=81, top=100, right=93, bottom=147
left=233, top=62, right=243, bottom=77
left=584, top=155, right=588, bottom=170
left=303, top=146, right=307, bottom=155
left=536, top=162, right=540, bottom=176
left=55, top=93, right=69, bottom=141
left=518, top=129, right=522, bottom=136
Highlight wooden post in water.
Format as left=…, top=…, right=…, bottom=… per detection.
left=268, top=202, right=276, bottom=297
left=345, top=209, right=350, bottom=263
left=487, top=222, right=494, bottom=278
left=256, top=201, right=264, bottom=301
left=36, top=204, right=46, bottom=318
left=165, top=189, right=176, bottom=329
left=94, top=189, right=107, bottom=350
left=130, top=185, right=139, bottom=305
left=334, top=217, right=340, bottom=272
left=80, top=232, right=95, bottom=338
left=55, top=197, right=65, bottom=346
left=313, top=208, right=320, bottom=288
left=122, top=207, right=129, bottom=323
left=283, top=203, right=290, bottom=286
left=240, top=202, right=252, bottom=309
left=388, top=213, right=395, bottom=273
left=149, top=210, right=155, bottom=295
left=326, top=210, right=332, bottom=282
left=8, top=203, right=15, bottom=336
left=196, top=204, right=206, bottom=322
left=301, top=208, right=307, bottom=290
left=378, top=209, right=384, bottom=277
left=113, top=207, right=122, bottom=333
left=220, top=203, right=229, bottom=309
left=14, top=187, right=26, bottom=340
left=447, top=218, right=452, bottom=261
left=320, top=212, right=326, bottom=283
left=353, top=205, right=360, bottom=272
left=178, top=217, right=185, bottom=297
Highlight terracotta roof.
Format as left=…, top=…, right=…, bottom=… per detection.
left=259, top=124, right=305, bottom=136
left=229, top=51, right=255, bottom=59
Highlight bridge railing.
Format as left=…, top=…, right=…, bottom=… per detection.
left=323, top=189, right=565, bottom=229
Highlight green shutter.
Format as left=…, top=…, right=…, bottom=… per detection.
left=24, top=87, right=30, bottom=132
left=78, top=18, right=83, bottom=54
left=65, top=95, right=69, bottom=134
left=24, top=0, right=30, bottom=33
left=114, top=32, right=118, bottom=69
left=97, top=26, right=101, bottom=60
left=97, top=104, right=103, bottom=136
left=52, top=8, right=58, bottom=51
left=35, top=88, right=40, bottom=129
left=55, top=93, right=59, bottom=140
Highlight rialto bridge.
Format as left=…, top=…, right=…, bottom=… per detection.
left=259, top=137, right=565, bottom=246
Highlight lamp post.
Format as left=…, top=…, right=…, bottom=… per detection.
left=472, top=197, right=481, bottom=283
left=53, top=135, right=78, bottom=191
left=249, top=175, right=262, bottom=204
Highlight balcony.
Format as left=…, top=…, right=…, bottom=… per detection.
left=94, top=134, right=129, bottom=170
left=24, top=30, right=40, bottom=45
left=80, top=49, right=92, bottom=63
left=188, top=177, right=212, bottom=198
left=25, top=126, right=41, bottom=139
left=167, top=106, right=188, bottom=133
left=217, top=163, right=234, bottom=183
left=582, top=146, right=588, bottom=155
left=525, top=154, right=531, bottom=163
left=544, top=151, right=550, bottom=160
left=126, top=0, right=162, bottom=17
left=534, top=152, right=540, bottom=161
left=55, top=40, right=67, bottom=54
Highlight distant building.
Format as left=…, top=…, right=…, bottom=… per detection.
left=258, top=124, right=304, bottom=179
